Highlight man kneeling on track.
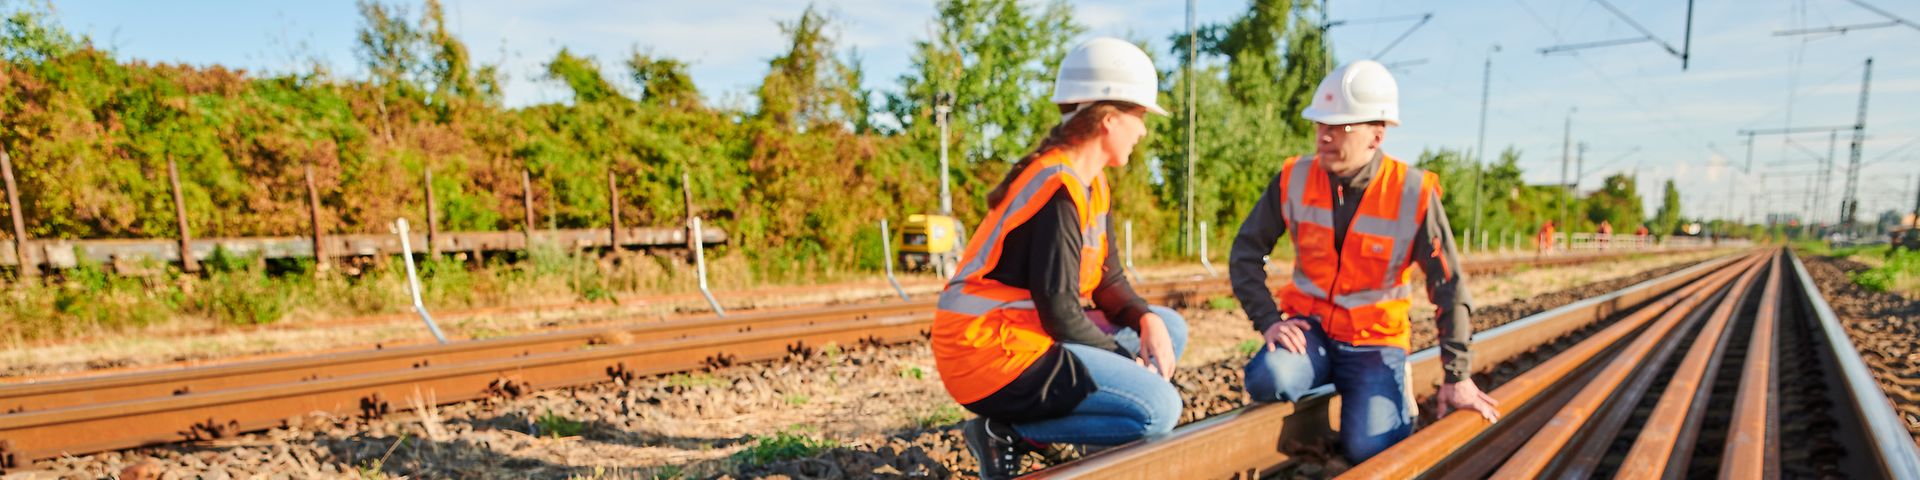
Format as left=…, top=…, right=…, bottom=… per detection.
left=1229, top=60, right=1501, bottom=464
left=930, top=38, right=1186, bottom=480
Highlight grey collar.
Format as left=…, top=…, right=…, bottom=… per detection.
left=1329, top=150, right=1384, bottom=190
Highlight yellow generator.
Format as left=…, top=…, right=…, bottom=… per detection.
left=898, top=214, right=968, bottom=277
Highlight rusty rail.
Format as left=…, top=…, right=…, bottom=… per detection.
left=1320, top=249, right=1920, bottom=480
left=1786, top=250, right=1920, bottom=479
left=0, top=279, right=1239, bottom=468
left=1719, top=254, right=1782, bottom=479
left=0, top=248, right=1719, bottom=470
left=1025, top=252, right=1745, bottom=479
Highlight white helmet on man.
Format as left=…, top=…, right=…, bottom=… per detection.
left=1301, top=60, right=1400, bottom=126
left=1051, top=37, right=1169, bottom=117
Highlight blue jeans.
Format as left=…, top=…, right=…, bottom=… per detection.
left=1243, top=320, right=1410, bottom=462
left=1013, top=306, right=1189, bottom=446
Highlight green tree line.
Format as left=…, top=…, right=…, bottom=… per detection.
left=0, top=0, right=1690, bottom=281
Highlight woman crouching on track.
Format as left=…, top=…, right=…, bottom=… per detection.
left=930, top=38, right=1187, bottom=479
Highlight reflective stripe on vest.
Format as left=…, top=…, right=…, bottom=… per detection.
left=931, top=151, right=1112, bottom=404
left=1281, top=155, right=1427, bottom=311
left=938, top=167, right=1107, bottom=317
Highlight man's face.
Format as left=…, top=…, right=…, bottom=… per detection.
left=1315, top=121, right=1384, bottom=175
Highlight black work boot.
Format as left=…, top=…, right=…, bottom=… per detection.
left=964, top=416, right=1032, bottom=479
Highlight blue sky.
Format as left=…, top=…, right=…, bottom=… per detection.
left=42, top=0, right=1920, bottom=225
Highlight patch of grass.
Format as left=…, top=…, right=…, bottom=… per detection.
left=1849, top=247, right=1920, bottom=295
left=651, top=465, right=685, bottom=480
left=535, top=409, right=585, bottom=438
left=782, top=393, right=811, bottom=406
left=1206, top=295, right=1238, bottom=310
left=1236, top=339, right=1263, bottom=357
left=731, top=429, right=841, bottom=467
left=908, top=404, right=968, bottom=429
left=354, top=433, right=410, bottom=479
left=898, top=365, right=925, bottom=380
left=665, top=373, right=728, bottom=389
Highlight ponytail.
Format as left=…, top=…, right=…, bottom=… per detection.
left=984, top=101, right=1129, bottom=208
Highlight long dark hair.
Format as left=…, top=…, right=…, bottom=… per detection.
left=984, top=101, right=1132, bottom=209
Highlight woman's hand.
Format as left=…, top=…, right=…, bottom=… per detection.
left=1135, top=313, right=1177, bottom=380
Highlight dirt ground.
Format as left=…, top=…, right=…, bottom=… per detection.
left=1798, top=253, right=1920, bottom=446
left=5, top=252, right=1725, bottom=479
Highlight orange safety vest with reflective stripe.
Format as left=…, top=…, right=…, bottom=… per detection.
left=931, top=150, right=1110, bottom=404
left=1275, top=154, right=1438, bottom=351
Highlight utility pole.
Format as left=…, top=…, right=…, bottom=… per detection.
left=1821, top=131, right=1836, bottom=224
left=1470, top=46, right=1499, bottom=235
left=1185, top=0, right=1198, bottom=255
left=936, top=92, right=953, bottom=217
left=1726, top=135, right=1752, bottom=224
left=1841, top=58, right=1872, bottom=231
left=1560, top=108, right=1575, bottom=234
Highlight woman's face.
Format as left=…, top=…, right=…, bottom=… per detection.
left=1099, top=105, right=1150, bottom=168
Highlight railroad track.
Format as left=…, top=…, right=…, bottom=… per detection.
left=1030, top=249, right=1920, bottom=479
left=0, top=247, right=1709, bottom=470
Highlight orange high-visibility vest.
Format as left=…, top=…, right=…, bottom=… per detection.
left=931, top=150, right=1110, bottom=404
left=1274, top=154, right=1439, bottom=350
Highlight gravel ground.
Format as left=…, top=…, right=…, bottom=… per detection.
left=1799, top=253, right=1920, bottom=445
left=8, top=256, right=1714, bottom=479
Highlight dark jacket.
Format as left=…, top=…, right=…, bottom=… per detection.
left=1229, top=152, right=1476, bottom=383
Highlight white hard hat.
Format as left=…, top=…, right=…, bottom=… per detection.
left=1051, top=37, right=1169, bottom=116
left=1301, top=60, right=1400, bottom=126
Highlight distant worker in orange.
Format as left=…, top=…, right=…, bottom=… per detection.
left=931, top=38, right=1185, bottom=479
left=1597, top=220, right=1613, bottom=250
left=1537, top=220, right=1556, bottom=256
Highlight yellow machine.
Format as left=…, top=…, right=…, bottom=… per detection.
left=897, top=214, right=967, bottom=276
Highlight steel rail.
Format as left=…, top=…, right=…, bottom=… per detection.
left=1486, top=254, right=1766, bottom=478
left=0, top=248, right=1722, bottom=470
left=0, top=300, right=939, bottom=414
left=0, top=279, right=1242, bottom=467
left=1026, top=252, right=1746, bottom=479
left=1554, top=251, right=1767, bottom=478
left=1720, top=253, right=1783, bottom=479
left=1612, top=250, right=1768, bottom=478
left=1338, top=252, right=1764, bottom=479
left=1785, top=250, right=1920, bottom=479
left=0, top=314, right=931, bottom=467
left=0, top=249, right=1692, bottom=415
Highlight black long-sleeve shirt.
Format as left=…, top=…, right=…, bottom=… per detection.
left=985, top=189, right=1152, bottom=355
left=1229, top=153, right=1476, bottom=383
left=958, top=188, right=1151, bottom=422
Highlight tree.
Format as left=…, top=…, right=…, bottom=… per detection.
left=1151, top=0, right=1330, bottom=255
left=545, top=48, right=622, bottom=105
left=1652, top=179, right=1682, bottom=237
left=354, top=0, right=425, bottom=96
left=886, top=0, right=1083, bottom=221
left=754, top=5, right=865, bottom=132
left=627, top=50, right=699, bottom=109
left=1583, top=173, right=1644, bottom=234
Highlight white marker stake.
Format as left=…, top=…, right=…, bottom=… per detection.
left=394, top=218, right=448, bottom=344
left=1200, top=221, right=1218, bottom=277
left=880, top=219, right=908, bottom=300
left=692, top=217, right=726, bottom=316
